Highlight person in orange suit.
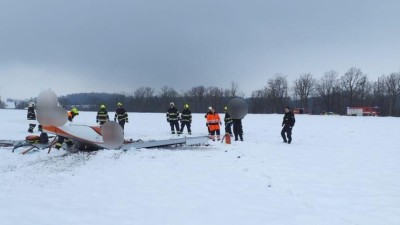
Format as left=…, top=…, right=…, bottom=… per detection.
left=206, top=107, right=222, bottom=141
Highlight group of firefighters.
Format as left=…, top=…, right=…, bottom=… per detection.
left=27, top=102, right=295, bottom=146
left=166, top=102, right=244, bottom=142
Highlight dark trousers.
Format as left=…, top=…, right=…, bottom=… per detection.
left=118, top=120, right=126, bottom=131
left=28, top=124, right=36, bottom=132
left=281, top=125, right=292, bottom=143
left=210, top=129, right=221, bottom=140
left=180, top=121, right=191, bottom=133
left=28, top=124, right=42, bottom=132
left=233, top=120, right=243, bottom=141
left=169, top=120, right=180, bottom=133
left=225, top=122, right=233, bottom=135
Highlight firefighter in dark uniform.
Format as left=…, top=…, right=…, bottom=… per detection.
left=27, top=102, right=38, bottom=133
left=96, top=104, right=110, bottom=125
left=223, top=106, right=233, bottom=136
left=180, top=104, right=192, bottom=135
left=55, top=107, right=79, bottom=150
left=281, top=107, right=295, bottom=144
left=166, top=102, right=180, bottom=134
left=114, top=102, right=129, bottom=131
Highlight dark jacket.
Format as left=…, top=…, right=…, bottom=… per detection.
left=282, top=111, right=295, bottom=127
left=114, top=107, right=129, bottom=122
left=27, top=107, right=36, bottom=120
left=166, top=107, right=180, bottom=122
left=181, top=108, right=192, bottom=122
left=224, top=112, right=233, bottom=124
left=96, top=109, right=110, bottom=124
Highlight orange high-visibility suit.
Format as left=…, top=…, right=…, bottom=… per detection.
left=206, top=112, right=221, bottom=140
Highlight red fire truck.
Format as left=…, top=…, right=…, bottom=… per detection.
left=346, top=107, right=380, bottom=116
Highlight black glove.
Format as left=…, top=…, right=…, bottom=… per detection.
left=206, top=123, right=208, bottom=127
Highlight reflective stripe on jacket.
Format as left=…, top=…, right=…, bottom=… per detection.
left=206, top=112, right=221, bottom=131
left=167, top=107, right=180, bottom=121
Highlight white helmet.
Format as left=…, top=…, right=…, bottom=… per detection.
left=170, top=102, right=175, bottom=106
left=29, top=102, right=35, bottom=107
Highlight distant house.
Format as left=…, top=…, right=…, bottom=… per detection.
left=5, top=101, right=16, bottom=109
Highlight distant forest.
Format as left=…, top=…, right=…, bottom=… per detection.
left=3, top=67, right=400, bottom=116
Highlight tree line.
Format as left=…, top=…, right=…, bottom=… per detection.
left=4, top=67, right=400, bottom=116
left=250, top=68, right=400, bottom=116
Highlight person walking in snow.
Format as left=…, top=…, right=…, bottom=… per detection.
left=281, top=107, right=295, bottom=144
left=96, top=104, right=110, bottom=125
left=114, top=102, right=129, bottom=132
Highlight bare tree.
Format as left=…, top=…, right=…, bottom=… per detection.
left=293, top=73, right=316, bottom=110
left=384, top=72, right=400, bottom=116
left=134, top=87, right=155, bottom=99
left=316, top=70, right=341, bottom=112
left=159, top=86, right=179, bottom=99
left=266, top=74, right=289, bottom=113
left=372, top=75, right=387, bottom=114
left=340, top=67, right=367, bottom=106
left=133, top=87, right=155, bottom=112
left=206, top=86, right=224, bottom=110
left=183, top=86, right=208, bottom=111
left=224, top=81, right=244, bottom=98
left=355, top=75, right=372, bottom=106
left=184, top=86, right=206, bottom=98
left=250, top=88, right=268, bottom=113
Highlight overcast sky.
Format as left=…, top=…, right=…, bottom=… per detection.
left=1, top=0, right=399, bottom=99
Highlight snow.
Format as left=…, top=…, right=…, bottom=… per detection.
left=1, top=109, right=400, bottom=225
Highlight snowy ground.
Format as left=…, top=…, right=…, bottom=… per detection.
left=1, top=109, right=399, bottom=225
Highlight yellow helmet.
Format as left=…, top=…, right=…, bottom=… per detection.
left=184, top=104, right=189, bottom=108
left=117, top=102, right=122, bottom=106
left=71, top=107, right=79, bottom=115
left=224, top=106, right=228, bottom=111
left=100, top=104, right=106, bottom=109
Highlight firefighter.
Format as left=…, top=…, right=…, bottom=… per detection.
left=223, top=106, right=233, bottom=136
left=180, top=104, right=192, bottom=135
left=96, top=104, right=110, bottom=125
left=114, top=102, right=129, bottom=131
left=166, top=102, right=180, bottom=134
left=204, top=106, right=212, bottom=136
left=27, top=102, right=37, bottom=133
left=281, top=106, right=295, bottom=144
left=232, top=119, right=243, bottom=141
left=55, top=107, right=79, bottom=150
left=206, top=107, right=222, bottom=141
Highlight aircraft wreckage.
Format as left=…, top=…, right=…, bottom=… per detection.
left=0, top=90, right=210, bottom=154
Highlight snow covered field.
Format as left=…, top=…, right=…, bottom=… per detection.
left=1, top=109, right=399, bottom=225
